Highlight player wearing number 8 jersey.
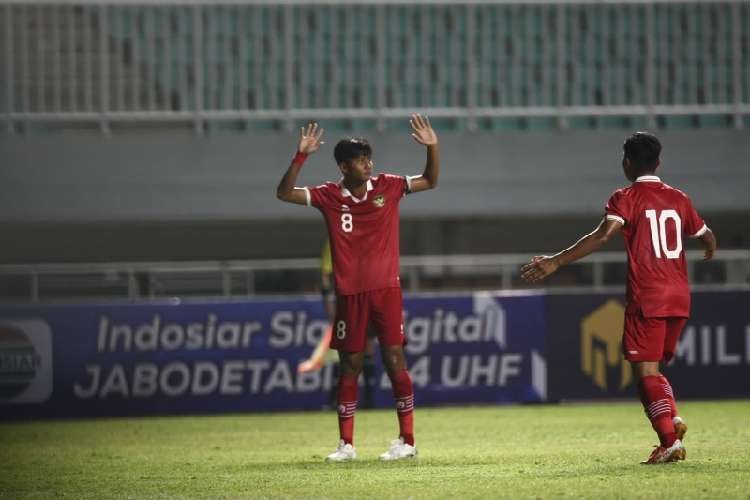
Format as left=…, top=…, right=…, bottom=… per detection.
left=521, top=132, right=716, bottom=464
left=306, top=170, right=405, bottom=298
left=276, top=115, right=440, bottom=462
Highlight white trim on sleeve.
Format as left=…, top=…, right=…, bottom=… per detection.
left=690, top=223, right=708, bottom=238
left=605, top=214, right=625, bottom=225
left=405, top=175, right=420, bottom=194
left=302, top=187, right=311, bottom=207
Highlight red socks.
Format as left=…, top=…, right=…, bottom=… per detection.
left=337, top=369, right=415, bottom=447
left=658, top=374, right=678, bottom=418
left=638, top=375, right=676, bottom=447
left=390, top=369, right=415, bottom=446
left=337, top=373, right=358, bottom=445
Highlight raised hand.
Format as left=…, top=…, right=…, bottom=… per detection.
left=520, top=256, right=559, bottom=283
left=410, top=114, right=438, bottom=146
left=298, top=122, right=324, bottom=154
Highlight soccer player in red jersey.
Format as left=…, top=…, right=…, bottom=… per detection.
left=276, top=115, right=439, bottom=461
left=521, top=132, right=716, bottom=464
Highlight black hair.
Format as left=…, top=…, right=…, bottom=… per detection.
left=623, top=131, right=661, bottom=173
left=333, top=138, right=372, bottom=165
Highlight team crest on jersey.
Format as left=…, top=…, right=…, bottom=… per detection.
left=373, top=195, right=385, bottom=208
left=341, top=204, right=350, bottom=212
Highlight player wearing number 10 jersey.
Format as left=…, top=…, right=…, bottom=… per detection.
left=276, top=115, right=440, bottom=462
left=521, top=132, right=716, bottom=465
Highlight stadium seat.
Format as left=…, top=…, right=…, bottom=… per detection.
left=2, top=2, right=748, bottom=133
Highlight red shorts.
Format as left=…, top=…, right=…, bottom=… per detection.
left=622, top=312, right=688, bottom=363
left=330, top=287, right=405, bottom=353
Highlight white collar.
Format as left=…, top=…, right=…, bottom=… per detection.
left=635, top=175, right=661, bottom=183
left=340, top=179, right=374, bottom=203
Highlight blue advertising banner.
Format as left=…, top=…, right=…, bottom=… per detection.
left=0, top=291, right=546, bottom=419
left=545, top=291, right=750, bottom=401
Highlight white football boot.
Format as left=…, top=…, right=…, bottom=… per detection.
left=641, top=439, right=685, bottom=464
left=325, top=440, right=356, bottom=462
left=673, top=416, right=687, bottom=460
left=379, top=437, right=417, bottom=461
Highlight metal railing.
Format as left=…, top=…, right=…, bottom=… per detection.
left=1, top=250, right=748, bottom=303
left=2, top=0, right=749, bottom=133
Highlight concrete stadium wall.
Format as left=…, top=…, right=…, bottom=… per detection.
left=3, top=213, right=750, bottom=264
left=1, top=129, right=748, bottom=263
left=2, top=129, right=749, bottom=221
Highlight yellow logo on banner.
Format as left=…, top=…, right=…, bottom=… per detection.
left=581, top=299, right=632, bottom=391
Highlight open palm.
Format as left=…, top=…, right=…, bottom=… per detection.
left=520, top=256, right=559, bottom=283
left=410, top=114, right=438, bottom=146
left=298, top=122, right=324, bottom=154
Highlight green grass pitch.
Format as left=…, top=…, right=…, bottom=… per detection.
left=1, top=400, right=748, bottom=498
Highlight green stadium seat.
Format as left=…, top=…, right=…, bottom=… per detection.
left=3, top=2, right=747, bottom=135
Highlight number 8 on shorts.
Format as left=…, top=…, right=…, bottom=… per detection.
left=336, top=320, right=347, bottom=339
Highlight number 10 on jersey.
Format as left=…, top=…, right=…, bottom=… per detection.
left=645, top=209, right=682, bottom=259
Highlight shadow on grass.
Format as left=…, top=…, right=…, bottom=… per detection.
left=238, top=457, right=747, bottom=476
left=241, top=458, right=423, bottom=471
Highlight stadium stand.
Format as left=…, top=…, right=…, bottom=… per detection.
left=2, top=1, right=749, bottom=133
left=2, top=1, right=749, bottom=301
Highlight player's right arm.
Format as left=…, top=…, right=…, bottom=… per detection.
left=320, top=241, right=336, bottom=321
left=520, top=217, right=623, bottom=283
left=276, top=122, right=324, bottom=205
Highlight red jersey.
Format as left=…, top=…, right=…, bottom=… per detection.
left=605, top=175, right=707, bottom=318
left=305, top=174, right=412, bottom=296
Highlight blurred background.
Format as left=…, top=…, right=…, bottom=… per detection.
left=1, top=0, right=749, bottom=416
left=1, top=0, right=749, bottom=300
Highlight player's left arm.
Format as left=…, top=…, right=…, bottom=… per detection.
left=695, top=227, right=717, bottom=260
left=406, top=114, right=439, bottom=193
left=684, top=197, right=716, bottom=260
left=521, top=217, right=623, bottom=283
